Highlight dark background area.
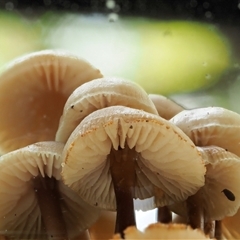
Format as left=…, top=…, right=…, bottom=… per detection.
left=0, top=0, right=239, bottom=24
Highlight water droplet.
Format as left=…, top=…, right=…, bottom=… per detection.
left=106, top=0, right=116, bottom=9
left=108, top=13, right=118, bottom=22
left=190, top=0, right=198, bottom=8
left=205, top=74, right=211, bottom=80
left=5, top=2, right=14, bottom=11
left=203, top=2, right=210, bottom=9
left=205, top=11, right=213, bottom=19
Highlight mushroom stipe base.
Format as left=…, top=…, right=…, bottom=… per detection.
left=33, top=175, right=68, bottom=240
left=158, top=206, right=172, bottom=223
left=109, top=146, right=137, bottom=238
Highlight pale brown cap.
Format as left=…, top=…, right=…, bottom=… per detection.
left=149, top=94, right=184, bottom=120
left=0, top=141, right=100, bottom=239
left=111, top=223, right=211, bottom=239
left=0, top=50, right=103, bottom=154
left=170, top=107, right=240, bottom=156
left=222, top=206, right=240, bottom=239
left=55, top=77, right=158, bottom=143
left=170, top=146, right=240, bottom=220
left=61, top=105, right=205, bottom=211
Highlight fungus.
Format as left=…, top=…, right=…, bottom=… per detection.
left=55, top=77, right=158, bottom=143
left=0, top=50, right=103, bottom=154
left=149, top=94, right=184, bottom=120
left=61, top=105, right=205, bottom=237
left=0, top=141, right=100, bottom=240
left=170, top=106, right=240, bottom=156
left=169, top=146, right=240, bottom=238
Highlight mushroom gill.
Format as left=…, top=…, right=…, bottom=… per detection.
left=0, top=50, right=103, bottom=154
left=61, top=105, right=205, bottom=237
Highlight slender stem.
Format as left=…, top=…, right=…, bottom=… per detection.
left=157, top=206, right=172, bottom=223
left=110, top=146, right=136, bottom=238
left=186, top=192, right=204, bottom=231
left=33, top=175, right=68, bottom=240
left=214, top=220, right=222, bottom=240
left=204, top=220, right=215, bottom=238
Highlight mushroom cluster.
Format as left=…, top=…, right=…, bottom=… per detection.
left=0, top=50, right=239, bottom=240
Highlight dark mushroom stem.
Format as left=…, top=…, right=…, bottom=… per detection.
left=110, top=146, right=136, bottom=238
left=157, top=206, right=172, bottom=223
left=186, top=191, right=204, bottom=232
left=33, top=175, right=68, bottom=240
left=214, top=220, right=222, bottom=240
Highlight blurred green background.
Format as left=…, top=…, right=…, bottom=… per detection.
left=0, top=8, right=240, bottom=112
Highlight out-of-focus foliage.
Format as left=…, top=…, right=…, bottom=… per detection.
left=0, top=11, right=44, bottom=68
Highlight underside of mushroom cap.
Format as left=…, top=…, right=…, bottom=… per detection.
left=0, top=50, right=103, bottom=154
left=56, top=77, right=158, bottom=142
left=170, top=107, right=240, bottom=156
left=0, top=141, right=100, bottom=239
left=111, top=223, right=211, bottom=239
left=62, top=105, right=205, bottom=211
left=169, top=146, right=240, bottom=220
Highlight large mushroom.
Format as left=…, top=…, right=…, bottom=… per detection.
left=61, top=105, right=206, bottom=237
left=0, top=50, right=103, bottom=154
left=55, top=77, right=158, bottom=143
left=0, top=141, right=100, bottom=240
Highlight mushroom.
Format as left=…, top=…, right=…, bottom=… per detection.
left=221, top=209, right=240, bottom=239
left=0, top=50, right=103, bottom=154
left=0, top=141, right=100, bottom=240
left=55, top=77, right=158, bottom=143
left=111, top=223, right=212, bottom=239
left=169, top=146, right=240, bottom=238
left=169, top=106, right=240, bottom=156
left=61, top=105, right=206, bottom=237
left=149, top=94, right=184, bottom=120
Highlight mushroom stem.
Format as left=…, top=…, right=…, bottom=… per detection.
left=186, top=192, right=204, bottom=231
left=214, top=220, right=222, bottom=240
left=33, top=175, right=68, bottom=240
left=204, top=219, right=215, bottom=238
left=157, top=206, right=172, bottom=223
left=109, top=146, right=136, bottom=238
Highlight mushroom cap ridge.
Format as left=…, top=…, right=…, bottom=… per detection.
left=0, top=49, right=103, bottom=153
left=56, top=77, right=158, bottom=143
left=0, top=141, right=100, bottom=239
left=61, top=105, right=206, bottom=211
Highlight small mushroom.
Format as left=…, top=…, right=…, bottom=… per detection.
left=170, top=106, right=240, bottom=156
left=111, top=223, right=212, bottom=239
left=0, top=141, right=100, bottom=240
left=61, top=105, right=206, bottom=237
left=222, top=209, right=240, bottom=240
left=0, top=50, right=103, bottom=154
left=149, top=94, right=184, bottom=120
left=169, top=146, right=240, bottom=238
left=55, top=77, right=158, bottom=143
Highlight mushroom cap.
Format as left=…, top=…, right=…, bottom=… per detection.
left=169, top=146, right=240, bottom=220
left=55, top=77, right=158, bottom=143
left=0, top=141, right=100, bottom=239
left=111, top=223, right=211, bottom=239
left=0, top=50, right=103, bottom=154
left=169, top=107, right=240, bottom=156
left=149, top=94, right=184, bottom=120
left=61, top=105, right=205, bottom=211
left=222, top=208, right=240, bottom=240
